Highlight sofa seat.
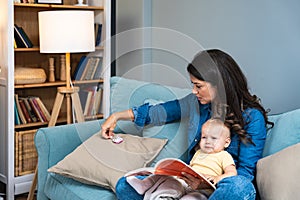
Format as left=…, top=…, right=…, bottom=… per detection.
left=44, top=173, right=116, bottom=200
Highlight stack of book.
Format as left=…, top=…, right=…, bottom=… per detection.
left=79, top=85, right=103, bottom=117
left=14, top=24, right=33, bottom=48
left=14, top=94, right=51, bottom=125
left=73, top=56, right=103, bottom=81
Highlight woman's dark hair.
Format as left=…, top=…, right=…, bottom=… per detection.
left=187, top=49, right=273, bottom=144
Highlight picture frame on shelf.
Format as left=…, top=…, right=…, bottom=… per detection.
left=37, top=0, right=63, bottom=4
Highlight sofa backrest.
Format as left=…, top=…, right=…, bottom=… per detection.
left=109, top=76, right=191, bottom=164
left=109, top=77, right=300, bottom=162
left=263, top=108, right=300, bottom=157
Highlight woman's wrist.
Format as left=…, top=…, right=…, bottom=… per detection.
left=128, top=109, right=134, bottom=121
left=114, top=109, right=134, bottom=121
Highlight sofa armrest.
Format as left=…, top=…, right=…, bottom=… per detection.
left=34, top=119, right=105, bottom=200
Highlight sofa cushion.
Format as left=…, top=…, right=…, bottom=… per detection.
left=48, top=133, right=167, bottom=191
left=256, top=143, right=300, bottom=200
left=263, top=108, right=300, bottom=157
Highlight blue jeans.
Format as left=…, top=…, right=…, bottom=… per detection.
left=115, top=175, right=256, bottom=200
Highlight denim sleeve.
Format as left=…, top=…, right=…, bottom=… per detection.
left=237, top=109, right=267, bottom=180
left=132, top=94, right=194, bottom=127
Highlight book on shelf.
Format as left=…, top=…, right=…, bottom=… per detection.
left=35, top=97, right=51, bottom=121
left=15, top=94, right=27, bottom=124
left=21, top=97, right=38, bottom=123
left=19, top=99, right=32, bottom=123
left=73, top=56, right=103, bottom=81
left=83, top=90, right=93, bottom=116
left=125, top=158, right=216, bottom=190
left=93, top=87, right=103, bottom=115
left=14, top=98, right=21, bottom=125
left=92, top=57, right=103, bottom=80
left=14, top=38, right=17, bottom=48
left=73, top=56, right=88, bottom=80
left=94, top=23, right=103, bottom=46
left=14, top=96, right=50, bottom=124
left=29, top=97, right=48, bottom=122
left=18, top=26, right=33, bottom=47
left=80, top=85, right=103, bottom=117
left=14, top=25, right=26, bottom=48
left=13, top=24, right=33, bottom=48
left=80, top=57, right=101, bottom=80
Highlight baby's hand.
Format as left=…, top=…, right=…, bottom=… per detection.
left=205, top=175, right=218, bottom=185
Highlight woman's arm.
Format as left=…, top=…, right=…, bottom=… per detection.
left=101, top=94, right=195, bottom=139
left=237, top=108, right=267, bottom=180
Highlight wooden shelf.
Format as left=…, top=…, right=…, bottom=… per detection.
left=14, top=79, right=104, bottom=89
left=14, top=3, right=103, bottom=10
left=15, top=113, right=104, bottom=129
left=14, top=46, right=104, bottom=52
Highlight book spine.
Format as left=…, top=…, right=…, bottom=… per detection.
left=73, top=56, right=87, bottom=80
left=28, top=98, right=43, bottom=122
left=18, top=26, right=33, bottom=48
left=14, top=98, right=21, bottom=125
left=87, top=90, right=97, bottom=116
left=95, top=24, right=103, bottom=46
left=19, top=99, right=32, bottom=123
left=14, top=24, right=28, bottom=48
left=80, top=57, right=94, bottom=80
left=90, top=58, right=100, bottom=80
left=31, top=97, right=48, bottom=122
left=14, top=38, right=17, bottom=48
left=92, top=57, right=103, bottom=80
left=22, top=97, right=38, bottom=123
left=81, top=57, right=99, bottom=80
left=84, top=91, right=93, bottom=116
left=14, top=26, right=26, bottom=48
left=15, top=94, right=27, bottom=124
left=35, top=97, right=51, bottom=121
left=94, top=88, right=103, bottom=114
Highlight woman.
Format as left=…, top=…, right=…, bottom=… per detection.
left=101, top=49, right=272, bottom=200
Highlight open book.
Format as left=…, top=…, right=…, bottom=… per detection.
left=125, top=158, right=216, bottom=190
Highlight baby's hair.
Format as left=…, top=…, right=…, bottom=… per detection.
left=204, top=118, right=230, bottom=138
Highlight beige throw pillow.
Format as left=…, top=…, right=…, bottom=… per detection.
left=48, top=133, right=168, bottom=191
left=256, top=143, right=300, bottom=200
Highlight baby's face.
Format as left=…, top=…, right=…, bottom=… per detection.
left=199, top=122, right=230, bottom=154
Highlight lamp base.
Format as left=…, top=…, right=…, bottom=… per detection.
left=48, top=86, right=85, bottom=126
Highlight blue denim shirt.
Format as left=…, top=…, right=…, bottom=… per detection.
left=132, top=93, right=266, bottom=181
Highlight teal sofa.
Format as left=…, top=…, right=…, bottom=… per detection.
left=35, top=76, right=300, bottom=200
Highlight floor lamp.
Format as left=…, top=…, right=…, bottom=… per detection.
left=27, top=11, right=95, bottom=200
left=39, top=10, right=95, bottom=125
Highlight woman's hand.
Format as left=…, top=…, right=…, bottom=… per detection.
left=101, top=113, right=117, bottom=139
left=101, top=109, right=135, bottom=139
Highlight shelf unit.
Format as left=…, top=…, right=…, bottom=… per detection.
left=0, top=0, right=111, bottom=199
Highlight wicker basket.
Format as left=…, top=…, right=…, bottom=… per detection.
left=14, top=67, right=47, bottom=84
left=15, top=129, right=38, bottom=176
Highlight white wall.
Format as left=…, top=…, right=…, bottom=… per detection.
left=116, top=0, right=300, bottom=114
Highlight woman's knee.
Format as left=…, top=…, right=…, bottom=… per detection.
left=115, top=176, right=144, bottom=200
left=209, top=175, right=256, bottom=200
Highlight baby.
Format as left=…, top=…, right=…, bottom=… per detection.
left=126, top=118, right=237, bottom=200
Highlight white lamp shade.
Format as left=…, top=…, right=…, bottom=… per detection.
left=38, top=10, right=95, bottom=53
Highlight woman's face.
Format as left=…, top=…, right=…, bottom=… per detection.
left=190, top=74, right=217, bottom=104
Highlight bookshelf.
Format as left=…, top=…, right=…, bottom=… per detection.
left=0, top=0, right=111, bottom=199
